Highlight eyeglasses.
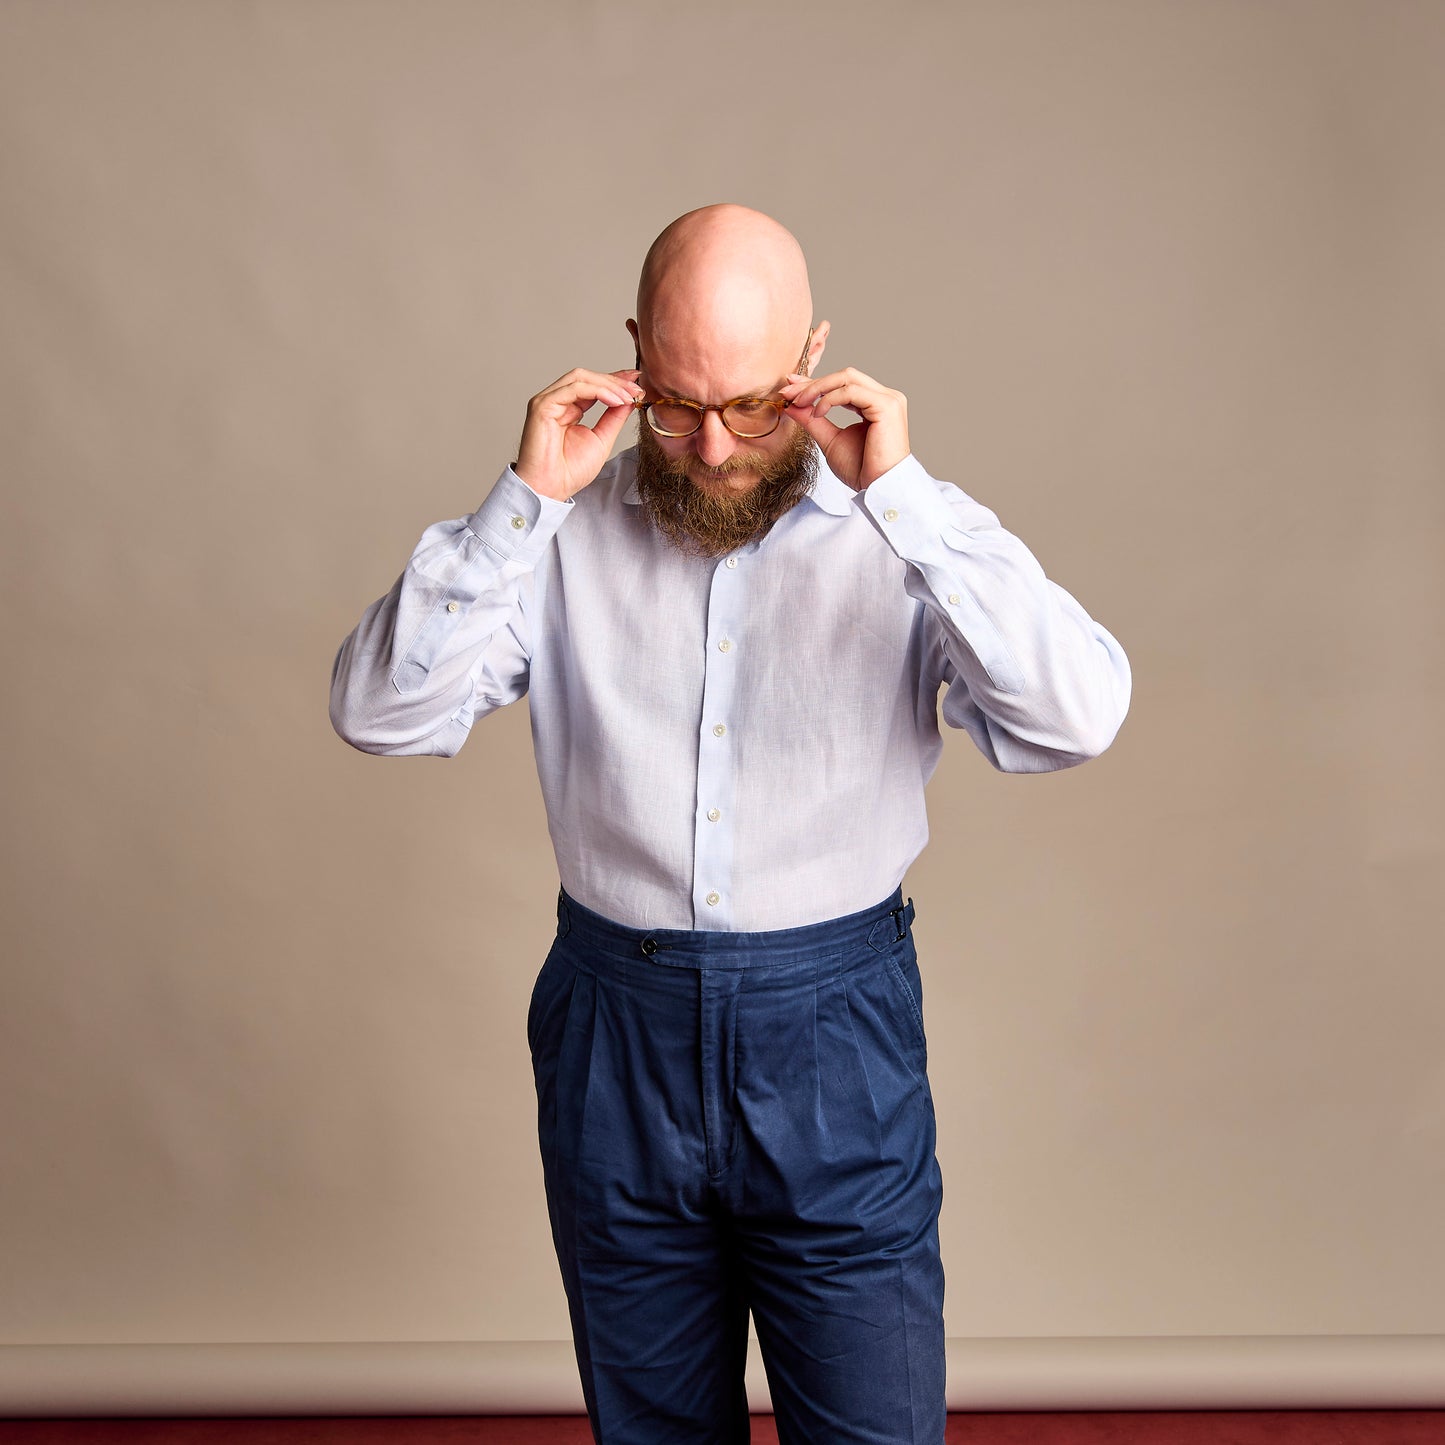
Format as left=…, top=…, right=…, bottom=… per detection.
left=635, top=329, right=814, bottom=439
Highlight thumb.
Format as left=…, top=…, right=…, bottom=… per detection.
left=785, top=401, right=843, bottom=451
left=589, top=398, right=638, bottom=455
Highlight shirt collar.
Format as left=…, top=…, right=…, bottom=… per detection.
left=621, top=444, right=857, bottom=516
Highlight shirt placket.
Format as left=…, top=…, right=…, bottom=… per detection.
left=692, top=549, right=746, bottom=929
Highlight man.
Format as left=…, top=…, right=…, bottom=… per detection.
left=331, top=204, right=1131, bottom=1444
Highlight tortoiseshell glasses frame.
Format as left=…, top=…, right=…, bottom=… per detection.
left=634, top=329, right=815, bottom=439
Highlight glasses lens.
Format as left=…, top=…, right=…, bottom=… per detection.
left=722, top=400, right=781, bottom=438
left=646, top=402, right=701, bottom=436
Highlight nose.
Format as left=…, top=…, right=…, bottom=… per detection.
left=692, top=410, right=738, bottom=469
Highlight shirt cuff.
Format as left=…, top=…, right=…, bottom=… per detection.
left=857, top=453, right=970, bottom=557
left=466, top=467, right=573, bottom=565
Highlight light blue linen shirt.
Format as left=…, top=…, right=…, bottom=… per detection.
left=331, top=445, right=1131, bottom=931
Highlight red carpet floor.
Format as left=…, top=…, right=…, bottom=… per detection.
left=1, top=1415, right=1444, bottom=1444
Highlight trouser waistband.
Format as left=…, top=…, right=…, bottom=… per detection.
left=555, top=887, right=915, bottom=969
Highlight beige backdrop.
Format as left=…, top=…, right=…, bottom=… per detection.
left=2, top=0, right=1442, bottom=1415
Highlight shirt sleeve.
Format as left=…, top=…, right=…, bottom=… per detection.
left=859, top=454, right=1132, bottom=773
left=329, top=467, right=572, bottom=757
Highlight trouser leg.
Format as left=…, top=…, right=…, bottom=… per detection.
left=731, top=927, right=947, bottom=1444
left=527, top=931, right=752, bottom=1444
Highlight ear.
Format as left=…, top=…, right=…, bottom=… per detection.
left=804, top=320, right=830, bottom=376
left=625, top=317, right=641, bottom=369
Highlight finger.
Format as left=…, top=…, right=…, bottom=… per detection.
left=778, top=378, right=850, bottom=415
left=812, top=378, right=898, bottom=422
left=811, top=386, right=881, bottom=419
left=541, top=387, right=636, bottom=429
left=602, top=368, right=643, bottom=400
left=537, top=369, right=643, bottom=413
left=781, top=367, right=889, bottom=413
left=545, top=366, right=640, bottom=393
left=783, top=388, right=869, bottom=424
left=780, top=366, right=867, bottom=398
left=778, top=373, right=829, bottom=411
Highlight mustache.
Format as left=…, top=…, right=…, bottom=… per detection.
left=679, top=454, right=768, bottom=478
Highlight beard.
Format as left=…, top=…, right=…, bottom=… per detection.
left=633, top=419, right=818, bottom=558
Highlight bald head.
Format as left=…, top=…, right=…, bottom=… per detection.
left=631, top=205, right=816, bottom=396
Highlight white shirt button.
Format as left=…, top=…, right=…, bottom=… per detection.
left=510, top=515, right=527, bottom=530
left=446, top=601, right=459, bottom=613
left=712, top=723, right=726, bottom=737
left=948, top=593, right=961, bottom=605
left=705, top=891, right=720, bottom=907
left=883, top=507, right=899, bottom=522
left=725, top=556, right=738, bottom=569
left=718, top=637, right=732, bottom=653
left=707, top=808, right=720, bottom=822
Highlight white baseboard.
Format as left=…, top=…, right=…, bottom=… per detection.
left=0, top=1335, right=1442, bottom=1416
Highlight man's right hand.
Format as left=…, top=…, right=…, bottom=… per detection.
left=514, top=368, right=645, bottom=502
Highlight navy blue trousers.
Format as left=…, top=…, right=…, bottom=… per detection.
left=527, top=888, right=946, bottom=1444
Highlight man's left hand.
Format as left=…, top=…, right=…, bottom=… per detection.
left=778, top=367, right=910, bottom=492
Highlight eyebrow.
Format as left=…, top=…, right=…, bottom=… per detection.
left=649, top=373, right=789, bottom=403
